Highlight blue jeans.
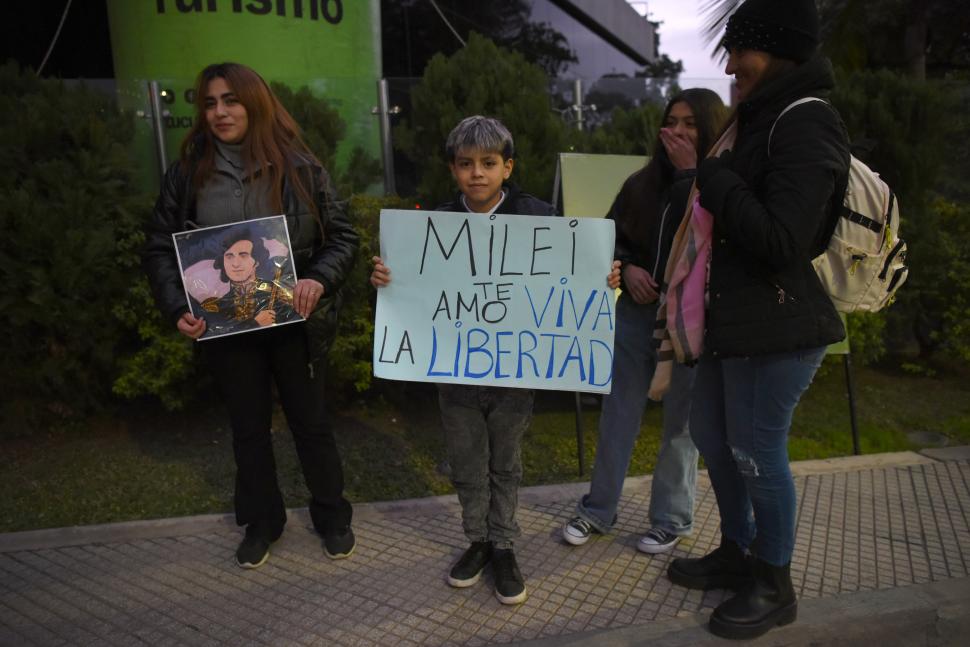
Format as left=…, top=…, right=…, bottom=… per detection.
left=576, top=294, right=698, bottom=535
left=689, top=346, right=826, bottom=566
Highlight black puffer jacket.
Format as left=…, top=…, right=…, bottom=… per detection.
left=437, top=182, right=555, bottom=217
left=142, top=155, right=359, bottom=358
left=699, top=56, right=850, bottom=358
left=607, top=166, right=695, bottom=284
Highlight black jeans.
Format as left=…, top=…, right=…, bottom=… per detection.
left=203, top=323, right=352, bottom=540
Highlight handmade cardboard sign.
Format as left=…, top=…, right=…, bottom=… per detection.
left=373, top=209, right=616, bottom=393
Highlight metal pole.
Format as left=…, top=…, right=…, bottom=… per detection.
left=574, top=392, right=586, bottom=476
left=573, top=79, right=584, bottom=132
left=844, top=353, right=861, bottom=455
left=147, top=81, right=169, bottom=179
left=375, top=79, right=397, bottom=195
left=551, top=157, right=562, bottom=214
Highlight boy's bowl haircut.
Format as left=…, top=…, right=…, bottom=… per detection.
left=446, top=115, right=515, bottom=161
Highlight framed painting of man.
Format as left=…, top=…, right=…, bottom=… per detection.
left=172, top=215, right=303, bottom=340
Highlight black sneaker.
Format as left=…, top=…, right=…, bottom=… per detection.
left=447, top=541, right=491, bottom=587
left=236, top=532, right=272, bottom=569
left=323, top=526, right=356, bottom=559
left=492, top=547, right=527, bottom=605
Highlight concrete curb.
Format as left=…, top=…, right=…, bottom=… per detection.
left=921, top=446, right=970, bottom=462
left=1, top=447, right=964, bottom=553
left=789, top=450, right=933, bottom=475
left=507, top=577, right=970, bottom=646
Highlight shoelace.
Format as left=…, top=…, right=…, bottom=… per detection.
left=568, top=518, right=593, bottom=535
left=644, top=528, right=675, bottom=544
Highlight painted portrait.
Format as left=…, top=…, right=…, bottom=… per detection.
left=173, top=215, right=303, bottom=340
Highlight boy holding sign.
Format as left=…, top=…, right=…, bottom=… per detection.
left=372, top=116, right=620, bottom=605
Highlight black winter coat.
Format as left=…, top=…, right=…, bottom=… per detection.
left=142, top=155, right=359, bottom=359
left=607, top=166, right=695, bottom=285
left=699, top=56, right=850, bottom=358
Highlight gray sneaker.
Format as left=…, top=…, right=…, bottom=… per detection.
left=637, top=527, right=680, bottom=554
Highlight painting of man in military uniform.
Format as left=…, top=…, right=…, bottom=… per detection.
left=173, top=215, right=303, bottom=340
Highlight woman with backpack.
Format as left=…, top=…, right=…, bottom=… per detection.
left=142, top=62, right=359, bottom=569
left=663, top=0, right=850, bottom=640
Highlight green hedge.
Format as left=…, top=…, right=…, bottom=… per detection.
left=0, top=62, right=153, bottom=430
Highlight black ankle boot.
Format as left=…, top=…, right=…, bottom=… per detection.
left=709, top=558, right=797, bottom=640
left=667, top=536, right=752, bottom=590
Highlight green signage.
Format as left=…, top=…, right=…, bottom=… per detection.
left=106, top=0, right=382, bottom=190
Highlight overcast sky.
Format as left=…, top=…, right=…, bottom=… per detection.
left=627, top=0, right=732, bottom=101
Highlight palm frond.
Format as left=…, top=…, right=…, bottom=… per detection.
left=699, top=0, right=742, bottom=63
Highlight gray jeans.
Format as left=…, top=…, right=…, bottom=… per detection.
left=438, top=384, right=534, bottom=549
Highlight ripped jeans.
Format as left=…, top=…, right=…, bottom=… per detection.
left=689, top=347, right=826, bottom=566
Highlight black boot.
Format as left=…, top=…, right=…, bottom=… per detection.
left=709, top=558, right=797, bottom=640
left=667, top=536, right=752, bottom=590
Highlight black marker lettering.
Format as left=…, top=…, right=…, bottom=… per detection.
left=499, top=224, right=522, bottom=276
left=419, top=217, right=476, bottom=276
left=530, top=226, right=551, bottom=275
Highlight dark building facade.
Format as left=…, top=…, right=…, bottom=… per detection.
left=9, top=2, right=656, bottom=88
left=381, top=0, right=657, bottom=81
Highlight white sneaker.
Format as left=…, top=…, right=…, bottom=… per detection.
left=637, top=527, right=680, bottom=554
left=562, top=517, right=596, bottom=546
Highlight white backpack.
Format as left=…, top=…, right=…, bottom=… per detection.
left=770, top=97, right=908, bottom=313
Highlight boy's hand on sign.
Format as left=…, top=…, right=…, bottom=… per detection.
left=177, top=311, right=207, bottom=339
left=622, top=263, right=659, bottom=304
left=607, top=260, right=621, bottom=289
left=370, top=256, right=392, bottom=287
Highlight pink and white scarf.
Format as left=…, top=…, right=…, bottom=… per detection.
left=648, top=121, right=736, bottom=400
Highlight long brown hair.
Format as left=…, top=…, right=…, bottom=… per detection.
left=619, top=89, right=728, bottom=245
left=180, top=62, right=320, bottom=219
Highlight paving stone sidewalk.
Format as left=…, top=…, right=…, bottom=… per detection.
left=1, top=448, right=968, bottom=646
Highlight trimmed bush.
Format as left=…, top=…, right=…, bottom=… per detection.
left=395, top=33, right=568, bottom=206
left=0, top=62, right=152, bottom=429
left=326, top=194, right=412, bottom=397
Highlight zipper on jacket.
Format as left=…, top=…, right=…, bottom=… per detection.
left=774, top=283, right=797, bottom=304
left=653, top=202, right=672, bottom=278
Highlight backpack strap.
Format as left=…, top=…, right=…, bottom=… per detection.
left=768, top=96, right=827, bottom=154
left=842, top=205, right=884, bottom=234
left=767, top=96, right=843, bottom=258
